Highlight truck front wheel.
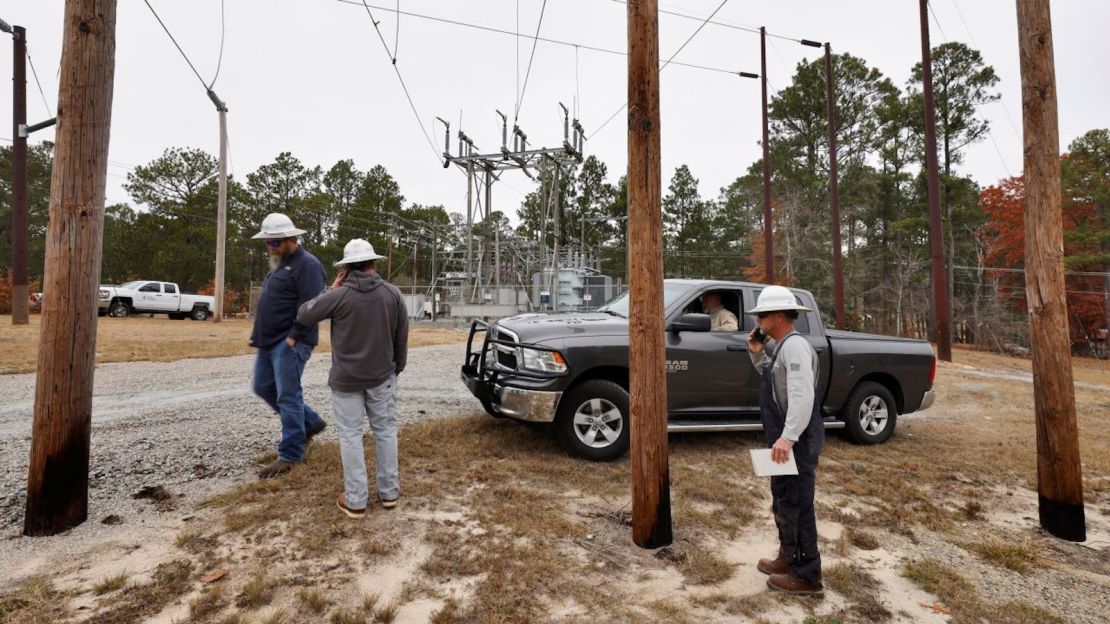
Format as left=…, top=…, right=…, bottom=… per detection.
left=555, top=379, right=630, bottom=461
left=109, top=300, right=130, bottom=318
left=190, top=307, right=209, bottom=321
left=842, top=381, right=898, bottom=444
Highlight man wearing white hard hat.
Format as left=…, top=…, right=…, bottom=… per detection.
left=250, top=213, right=328, bottom=479
left=746, top=285, right=824, bottom=595
left=298, top=239, right=409, bottom=518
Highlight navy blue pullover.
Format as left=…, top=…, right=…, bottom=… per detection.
left=250, top=246, right=326, bottom=349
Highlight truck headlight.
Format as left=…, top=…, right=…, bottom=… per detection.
left=519, top=348, right=567, bottom=374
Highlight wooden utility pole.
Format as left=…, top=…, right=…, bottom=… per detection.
left=24, top=0, right=117, bottom=536
left=919, top=0, right=953, bottom=362
left=209, top=91, right=228, bottom=322
left=627, top=0, right=671, bottom=549
left=760, top=27, right=774, bottom=284
left=824, top=43, right=846, bottom=330
left=1015, top=0, right=1085, bottom=542
left=10, top=25, right=29, bottom=325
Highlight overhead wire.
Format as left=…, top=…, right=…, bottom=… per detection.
left=25, top=48, right=52, bottom=117
left=142, top=0, right=209, bottom=91
left=208, top=0, right=226, bottom=88
left=514, top=0, right=548, bottom=122
left=357, top=1, right=444, bottom=166
left=333, top=1, right=739, bottom=76
left=926, top=1, right=1014, bottom=177
left=588, top=0, right=732, bottom=141
left=948, top=0, right=1022, bottom=142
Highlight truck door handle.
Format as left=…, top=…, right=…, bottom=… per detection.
left=727, top=345, right=747, bottom=352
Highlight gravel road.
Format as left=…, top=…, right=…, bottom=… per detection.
left=0, top=341, right=474, bottom=535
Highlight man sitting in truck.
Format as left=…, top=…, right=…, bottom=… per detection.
left=703, top=291, right=739, bottom=332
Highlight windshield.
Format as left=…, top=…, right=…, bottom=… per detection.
left=119, top=281, right=144, bottom=290
left=598, top=283, right=693, bottom=318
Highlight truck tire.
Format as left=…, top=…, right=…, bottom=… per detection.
left=842, top=381, right=898, bottom=445
left=555, top=379, right=630, bottom=461
left=109, top=299, right=130, bottom=318
left=190, top=306, right=209, bottom=321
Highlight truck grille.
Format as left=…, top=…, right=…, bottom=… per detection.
left=494, top=329, right=518, bottom=369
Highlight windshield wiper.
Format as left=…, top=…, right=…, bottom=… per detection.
left=600, top=308, right=626, bottom=318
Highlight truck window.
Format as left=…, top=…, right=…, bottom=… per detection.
left=748, top=288, right=812, bottom=334
left=164, top=283, right=177, bottom=294
left=682, top=289, right=743, bottom=331
left=139, top=282, right=161, bottom=293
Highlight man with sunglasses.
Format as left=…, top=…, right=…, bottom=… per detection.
left=250, top=213, right=328, bottom=479
left=746, top=285, right=824, bottom=596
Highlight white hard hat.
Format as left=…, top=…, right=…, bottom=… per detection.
left=251, top=213, right=307, bottom=239
left=745, top=285, right=812, bottom=314
left=334, top=238, right=387, bottom=267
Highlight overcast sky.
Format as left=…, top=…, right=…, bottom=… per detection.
left=3, top=1, right=1108, bottom=225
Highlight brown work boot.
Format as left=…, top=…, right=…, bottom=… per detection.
left=257, top=459, right=295, bottom=479
left=337, top=493, right=366, bottom=519
left=767, top=571, right=824, bottom=596
left=757, top=554, right=792, bottom=576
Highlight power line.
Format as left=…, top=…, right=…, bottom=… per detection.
left=25, top=48, right=52, bottom=117
left=334, top=0, right=740, bottom=76
left=357, top=1, right=443, bottom=166
left=142, top=0, right=209, bottom=91
left=209, top=0, right=226, bottom=88
left=589, top=0, right=732, bottom=141
left=514, top=0, right=548, bottom=123
left=617, top=0, right=808, bottom=44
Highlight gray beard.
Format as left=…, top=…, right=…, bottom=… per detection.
left=268, top=254, right=282, bottom=271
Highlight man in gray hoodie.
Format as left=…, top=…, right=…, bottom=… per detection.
left=297, top=238, right=409, bottom=518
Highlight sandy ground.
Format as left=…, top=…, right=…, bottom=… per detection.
left=2, top=343, right=1109, bottom=623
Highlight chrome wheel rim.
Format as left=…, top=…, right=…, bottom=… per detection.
left=858, top=395, right=889, bottom=436
left=572, top=398, right=623, bottom=448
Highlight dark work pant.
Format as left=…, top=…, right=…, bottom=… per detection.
left=770, top=448, right=821, bottom=585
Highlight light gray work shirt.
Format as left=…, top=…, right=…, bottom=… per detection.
left=749, top=332, right=820, bottom=442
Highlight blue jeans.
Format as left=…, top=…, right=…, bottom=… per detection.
left=253, top=341, right=325, bottom=463
left=330, top=375, right=400, bottom=509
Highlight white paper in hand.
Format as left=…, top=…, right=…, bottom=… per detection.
left=749, top=449, right=799, bottom=477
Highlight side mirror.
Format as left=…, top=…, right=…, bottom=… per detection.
left=668, top=313, right=712, bottom=333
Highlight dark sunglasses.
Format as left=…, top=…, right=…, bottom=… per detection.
left=265, top=239, right=287, bottom=249
left=756, top=312, right=772, bottom=319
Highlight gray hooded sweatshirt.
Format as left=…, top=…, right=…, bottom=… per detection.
left=296, top=270, right=409, bottom=392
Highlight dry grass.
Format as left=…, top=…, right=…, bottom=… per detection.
left=297, top=588, right=330, bottom=615
left=673, top=544, right=735, bottom=585
left=92, top=559, right=194, bottom=624
left=0, top=316, right=464, bottom=374
left=903, top=558, right=1064, bottom=624
left=823, top=563, right=892, bottom=622
left=0, top=577, right=71, bottom=624
left=235, top=571, right=276, bottom=609
left=91, top=571, right=130, bottom=596
left=189, top=584, right=228, bottom=620
left=955, top=536, right=1042, bottom=574
left=51, top=344, right=1109, bottom=623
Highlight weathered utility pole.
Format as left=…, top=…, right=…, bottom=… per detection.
left=824, top=43, right=846, bottom=330
left=919, top=0, right=953, bottom=362
left=1015, top=0, right=1085, bottom=542
left=760, top=27, right=774, bottom=284
left=9, top=24, right=29, bottom=325
left=627, top=0, right=671, bottom=549
left=208, top=90, right=228, bottom=322
left=24, top=0, right=117, bottom=537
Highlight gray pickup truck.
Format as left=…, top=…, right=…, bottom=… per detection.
left=461, top=279, right=937, bottom=460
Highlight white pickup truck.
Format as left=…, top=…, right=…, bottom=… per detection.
left=98, top=281, right=215, bottom=320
